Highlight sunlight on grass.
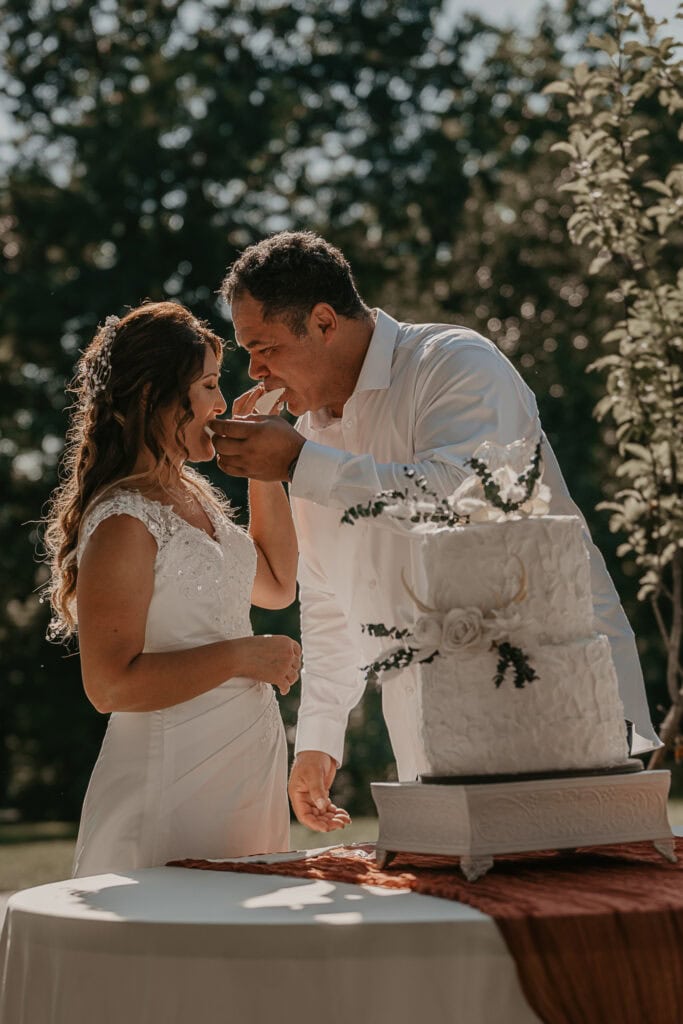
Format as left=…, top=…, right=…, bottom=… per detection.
left=290, top=816, right=378, bottom=850
left=2, top=806, right=681, bottom=893
left=0, top=840, right=77, bottom=891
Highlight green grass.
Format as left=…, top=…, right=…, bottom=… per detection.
left=2, top=805, right=681, bottom=894
left=0, top=818, right=379, bottom=892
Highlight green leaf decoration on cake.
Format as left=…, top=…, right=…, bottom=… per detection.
left=493, top=641, right=539, bottom=689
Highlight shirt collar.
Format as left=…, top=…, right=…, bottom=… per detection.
left=306, top=308, right=399, bottom=429
left=352, top=308, right=399, bottom=395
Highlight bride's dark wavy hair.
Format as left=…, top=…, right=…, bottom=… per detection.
left=44, top=300, right=225, bottom=641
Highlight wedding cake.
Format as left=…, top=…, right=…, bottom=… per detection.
left=353, top=436, right=631, bottom=779
left=417, top=514, right=629, bottom=776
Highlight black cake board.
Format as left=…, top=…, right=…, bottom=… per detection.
left=418, top=757, right=644, bottom=786
left=371, top=768, right=676, bottom=880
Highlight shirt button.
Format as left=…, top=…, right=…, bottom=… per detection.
left=368, top=578, right=377, bottom=589
left=344, top=419, right=353, bottom=428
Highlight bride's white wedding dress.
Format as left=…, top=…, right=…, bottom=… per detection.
left=72, top=489, right=289, bottom=878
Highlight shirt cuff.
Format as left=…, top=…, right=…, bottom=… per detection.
left=289, top=440, right=348, bottom=506
left=294, top=714, right=348, bottom=768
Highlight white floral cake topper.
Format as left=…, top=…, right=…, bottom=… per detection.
left=341, top=434, right=548, bottom=531
left=452, top=435, right=550, bottom=523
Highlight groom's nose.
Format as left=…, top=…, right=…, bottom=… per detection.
left=248, top=352, right=268, bottom=380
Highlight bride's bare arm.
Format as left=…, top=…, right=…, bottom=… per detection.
left=76, top=515, right=300, bottom=713
left=248, top=479, right=298, bottom=609
left=227, top=385, right=298, bottom=610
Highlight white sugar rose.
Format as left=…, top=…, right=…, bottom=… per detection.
left=412, top=614, right=443, bottom=649
left=520, top=482, right=552, bottom=518
left=441, top=607, right=485, bottom=651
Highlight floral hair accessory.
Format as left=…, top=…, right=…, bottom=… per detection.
left=81, top=315, right=120, bottom=403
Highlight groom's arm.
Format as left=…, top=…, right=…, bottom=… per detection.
left=291, top=340, right=539, bottom=511
left=212, top=338, right=540, bottom=510
left=295, top=567, right=366, bottom=766
left=287, top=555, right=365, bottom=831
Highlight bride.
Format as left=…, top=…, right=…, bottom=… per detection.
left=44, top=300, right=309, bottom=876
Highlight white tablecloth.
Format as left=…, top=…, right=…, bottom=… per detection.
left=0, top=860, right=542, bottom=1024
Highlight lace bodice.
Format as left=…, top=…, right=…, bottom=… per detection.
left=77, top=489, right=256, bottom=653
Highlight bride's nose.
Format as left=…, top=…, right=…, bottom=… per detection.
left=215, top=389, right=228, bottom=415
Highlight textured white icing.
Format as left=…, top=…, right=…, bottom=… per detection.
left=422, top=516, right=594, bottom=645
left=419, top=634, right=629, bottom=776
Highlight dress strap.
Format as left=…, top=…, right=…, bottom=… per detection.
left=77, top=490, right=173, bottom=565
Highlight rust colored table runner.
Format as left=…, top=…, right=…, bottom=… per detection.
left=171, top=838, right=683, bottom=1024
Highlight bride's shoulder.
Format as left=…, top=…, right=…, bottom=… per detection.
left=77, top=488, right=172, bottom=565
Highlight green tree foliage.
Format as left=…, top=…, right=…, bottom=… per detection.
left=1, top=0, right=673, bottom=818
left=544, top=0, right=683, bottom=764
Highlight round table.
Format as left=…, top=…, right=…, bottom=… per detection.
left=0, top=863, right=541, bottom=1024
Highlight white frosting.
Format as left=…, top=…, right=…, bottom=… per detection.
left=422, top=516, right=594, bottom=645
left=417, top=515, right=629, bottom=775
left=419, top=635, right=629, bottom=776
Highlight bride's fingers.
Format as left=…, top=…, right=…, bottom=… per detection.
left=231, top=385, right=265, bottom=417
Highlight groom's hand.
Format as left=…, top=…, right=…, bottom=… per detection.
left=288, top=751, right=352, bottom=833
left=210, top=416, right=305, bottom=482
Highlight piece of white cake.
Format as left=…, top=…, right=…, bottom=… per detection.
left=254, top=387, right=285, bottom=414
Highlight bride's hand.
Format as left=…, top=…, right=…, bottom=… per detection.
left=232, top=384, right=283, bottom=418
left=234, top=635, right=301, bottom=695
left=232, top=385, right=263, bottom=418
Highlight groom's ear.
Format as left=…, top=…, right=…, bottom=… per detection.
left=309, top=303, right=337, bottom=343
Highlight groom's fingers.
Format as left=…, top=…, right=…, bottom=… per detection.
left=288, top=752, right=351, bottom=832
left=216, top=454, right=248, bottom=477
left=294, top=798, right=350, bottom=833
left=289, top=757, right=331, bottom=829
left=210, top=416, right=304, bottom=481
left=210, top=418, right=264, bottom=439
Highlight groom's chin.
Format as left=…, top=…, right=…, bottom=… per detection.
left=284, top=396, right=305, bottom=417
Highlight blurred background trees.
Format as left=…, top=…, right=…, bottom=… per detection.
left=544, top=0, right=682, bottom=766
left=1, top=0, right=679, bottom=820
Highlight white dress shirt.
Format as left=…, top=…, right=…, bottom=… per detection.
left=290, top=309, right=659, bottom=776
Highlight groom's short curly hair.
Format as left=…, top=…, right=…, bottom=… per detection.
left=221, top=231, right=369, bottom=336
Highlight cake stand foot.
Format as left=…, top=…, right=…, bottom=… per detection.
left=375, top=849, right=396, bottom=869
left=460, top=855, right=494, bottom=881
left=654, top=838, right=677, bottom=863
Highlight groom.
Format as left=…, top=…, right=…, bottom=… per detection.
left=212, top=230, right=660, bottom=832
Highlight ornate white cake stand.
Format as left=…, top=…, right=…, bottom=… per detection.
left=371, top=767, right=676, bottom=880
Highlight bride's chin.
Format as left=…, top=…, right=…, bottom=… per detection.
left=188, top=439, right=215, bottom=463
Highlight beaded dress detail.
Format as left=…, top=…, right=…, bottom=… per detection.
left=72, top=489, right=289, bottom=877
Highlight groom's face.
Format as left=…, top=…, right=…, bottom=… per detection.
left=232, top=292, right=326, bottom=416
